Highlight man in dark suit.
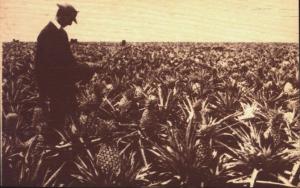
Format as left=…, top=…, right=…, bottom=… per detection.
left=35, top=3, right=97, bottom=145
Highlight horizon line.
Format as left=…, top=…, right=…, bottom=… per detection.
left=2, top=40, right=299, bottom=44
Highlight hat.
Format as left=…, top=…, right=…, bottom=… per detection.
left=57, top=3, right=79, bottom=23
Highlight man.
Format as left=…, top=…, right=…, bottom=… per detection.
left=35, top=3, right=97, bottom=145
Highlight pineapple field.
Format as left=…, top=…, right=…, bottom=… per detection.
left=2, top=41, right=300, bottom=187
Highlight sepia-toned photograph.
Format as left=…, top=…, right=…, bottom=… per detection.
left=1, top=0, right=299, bottom=187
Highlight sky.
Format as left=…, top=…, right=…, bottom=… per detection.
left=0, top=0, right=299, bottom=42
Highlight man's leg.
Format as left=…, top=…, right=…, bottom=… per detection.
left=66, top=93, right=82, bottom=135
left=42, top=97, right=67, bottom=146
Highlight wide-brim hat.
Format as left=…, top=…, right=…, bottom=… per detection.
left=57, top=3, right=79, bottom=24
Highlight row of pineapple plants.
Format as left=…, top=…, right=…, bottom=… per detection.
left=2, top=42, right=299, bottom=187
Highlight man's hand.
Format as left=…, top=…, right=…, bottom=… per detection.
left=76, top=62, right=102, bottom=84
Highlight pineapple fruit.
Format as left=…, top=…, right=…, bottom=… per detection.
left=117, top=89, right=139, bottom=122
left=270, top=113, right=288, bottom=148
left=140, top=98, right=159, bottom=139
left=30, top=106, right=49, bottom=159
left=95, top=143, right=121, bottom=176
left=195, top=131, right=213, bottom=167
left=95, top=120, right=121, bottom=176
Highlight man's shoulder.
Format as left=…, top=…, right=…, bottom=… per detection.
left=37, top=22, right=58, bottom=39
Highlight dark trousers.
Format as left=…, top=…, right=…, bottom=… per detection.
left=41, top=93, right=79, bottom=145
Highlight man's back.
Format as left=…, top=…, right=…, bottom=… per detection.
left=35, top=22, right=77, bottom=98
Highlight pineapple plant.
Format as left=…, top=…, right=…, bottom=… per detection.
left=2, top=132, right=65, bottom=186
left=94, top=120, right=121, bottom=177
left=194, top=111, right=239, bottom=168
left=156, top=82, right=184, bottom=127
left=117, top=89, right=139, bottom=122
left=71, top=151, right=148, bottom=187
left=269, top=113, right=289, bottom=148
left=3, top=41, right=300, bottom=187
left=145, top=96, right=237, bottom=187
left=140, top=96, right=160, bottom=139
left=2, top=133, right=21, bottom=186
left=219, top=121, right=299, bottom=187
left=28, top=134, right=46, bottom=164
left=146, top=120, right=215, bottom=186
left=209, top=89, right=243, bottom=119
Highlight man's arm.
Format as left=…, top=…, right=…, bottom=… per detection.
left=56, top=30, right=101, bottom=83
left=37, top=28, right=101, bottom=86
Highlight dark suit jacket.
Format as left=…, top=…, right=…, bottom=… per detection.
left=35, top=22, right=92, bottom=100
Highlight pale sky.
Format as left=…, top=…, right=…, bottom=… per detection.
left=0, top=0, right=298, bottom=42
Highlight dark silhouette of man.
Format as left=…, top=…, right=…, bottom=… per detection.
left=35, top=3, right=97, bottom=145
